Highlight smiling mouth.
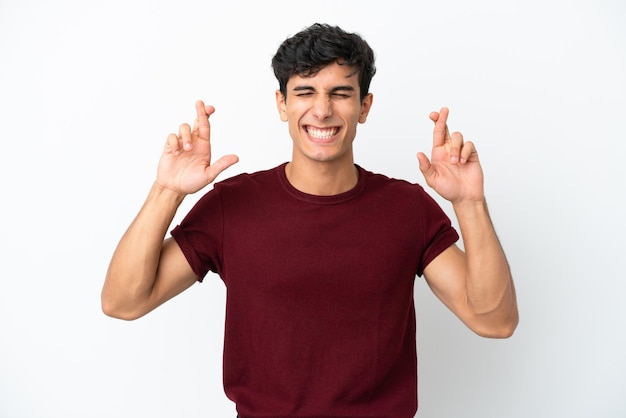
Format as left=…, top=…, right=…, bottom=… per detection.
left=306, top=126, right=339, bottom=139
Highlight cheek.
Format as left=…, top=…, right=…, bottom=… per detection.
left=287, top=119, right=302, bottom=138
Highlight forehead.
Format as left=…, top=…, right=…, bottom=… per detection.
left=287, top=62, right=359, bottom=89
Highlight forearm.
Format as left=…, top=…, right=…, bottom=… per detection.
left=102, top=182, right=186, bottom=318
left=453, top=198, right=518, bottom=335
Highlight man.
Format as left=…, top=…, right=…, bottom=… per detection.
left=102, top=23, right=518, bottom=418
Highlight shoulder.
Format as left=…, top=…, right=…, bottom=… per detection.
left=206, top=164, right=287, bottom=203
left=202, top=163, right=287, bottom=210
left=359, top=166, right=429, bottom=196
left=215, top=163, right=285, bottom=189
left=358, top=166, right=449, bottom=215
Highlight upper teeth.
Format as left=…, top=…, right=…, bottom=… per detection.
left=308, top=127, right=337, bottom=139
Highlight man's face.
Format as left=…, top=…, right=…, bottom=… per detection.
left=276, top=62, right=373, bottom=166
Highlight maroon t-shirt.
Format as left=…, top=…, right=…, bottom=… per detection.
left=171, top=163, right=459, bottom=418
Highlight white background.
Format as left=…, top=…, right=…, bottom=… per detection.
left=1, top=0, right=625, bottom=417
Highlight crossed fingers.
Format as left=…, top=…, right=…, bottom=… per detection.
left=193, top=100, right=215, bottom=141
left=165, top=101, right=214, bottom=156
left=430, top=107, right=476, bottom=164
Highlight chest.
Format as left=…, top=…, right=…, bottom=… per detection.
left=220, top=199, right=423, bottom=307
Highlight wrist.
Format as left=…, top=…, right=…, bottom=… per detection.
left=151, top=182, right=187, bottom=204
left=452, top=198, right=489, bottom=219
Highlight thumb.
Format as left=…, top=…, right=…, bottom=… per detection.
left=416, top=152, right=432, bottom=176
left=206, top=154, right=240, bottom=183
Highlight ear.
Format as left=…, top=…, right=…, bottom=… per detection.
left=358, top=93, right=374, bottom=124
left=275, top=90, right=288, bottom=122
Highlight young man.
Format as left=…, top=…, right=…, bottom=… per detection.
left=102, top=23, right=518, bottom=418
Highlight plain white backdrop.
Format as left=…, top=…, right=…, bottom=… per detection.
left=1, top=0, right=625, bottom=417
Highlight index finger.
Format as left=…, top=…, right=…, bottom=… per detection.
left=195, top=100, right=215, bottom=141
left=430, top=107, right=451, bottom=147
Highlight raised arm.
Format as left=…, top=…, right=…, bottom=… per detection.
left=101, top=101, right=238, bottom=320
left=417, top=108, right=518, bottom=338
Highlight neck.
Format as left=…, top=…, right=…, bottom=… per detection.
left=285, top=159, right=359, bottom=196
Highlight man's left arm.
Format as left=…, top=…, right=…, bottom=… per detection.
left=417, top=107, right=518, bottom=338
left=423, top=201, right=518, bottom=338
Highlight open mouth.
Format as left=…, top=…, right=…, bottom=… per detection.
left=305, top=126, right=339, bottom=140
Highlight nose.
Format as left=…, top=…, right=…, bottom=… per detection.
left=311, top=94, right=332, bottom=120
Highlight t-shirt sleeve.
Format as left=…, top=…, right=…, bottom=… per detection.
left=170, top=187, right=224, bottom=282
left=416, top=189, right=460, bottom=276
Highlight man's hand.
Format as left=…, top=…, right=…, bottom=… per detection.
left=417, top=107, right=484, bottom=204
left=156, top=100, right=239, bottom=195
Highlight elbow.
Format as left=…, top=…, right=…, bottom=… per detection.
left=101, top=293, right=145, bottom=321
left=468, top=286, right=519, bottom=339
left=477, top=320, right=517, bottom=339
left=101, top=301, right=132, bottom=321
left=473, top=311, right=519, bottom=339
left=503, top=313, right=519, bottom=338
left=102, top=305, right=144, bottom=321
left=101, top=275, right=153, bottom=321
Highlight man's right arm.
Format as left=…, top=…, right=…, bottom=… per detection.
left=101, top=183, right=197, bottom=320
left=101, top=100, right=238, bottom=320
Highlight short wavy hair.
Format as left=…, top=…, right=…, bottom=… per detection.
left=271, top=23, right=376, bottom=101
